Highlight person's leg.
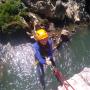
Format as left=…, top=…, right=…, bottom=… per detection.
left=37, top=63, right=45, bottom=90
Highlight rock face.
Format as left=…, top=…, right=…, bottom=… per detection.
left=21, top=0, right=82, bottom=22
left=58, top=67, right=90, bottom=90
left=65, top=1, right=80, bottom=22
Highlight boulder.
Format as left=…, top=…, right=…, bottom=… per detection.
left=66, top=1, right=80, bottom=22
left=58, top=67, right=90, bottom=90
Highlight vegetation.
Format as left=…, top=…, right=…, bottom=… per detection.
left=0, top=0, right=28, bottom=33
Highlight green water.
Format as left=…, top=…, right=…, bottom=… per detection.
left=0, top=25, right=90, bottom=90
left=58, top=25, right=90, bottom=78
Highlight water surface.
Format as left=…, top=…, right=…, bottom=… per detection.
left=0, top=25, right=90, bottom=90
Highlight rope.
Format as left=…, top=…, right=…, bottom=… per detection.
left=52, top=67, right=75, bottom=90
left=33, top=61, right=75, bottom=90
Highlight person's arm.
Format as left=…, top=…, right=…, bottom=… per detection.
left=35, top=48, right=46, bottom=64
left=35, top=48, right=52, bottom=65
left=33, top=43, right=46, bottom=65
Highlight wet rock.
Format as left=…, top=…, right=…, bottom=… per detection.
left=55, top=0, right=66, bottom=20
left=66, top=1, right=80, bottom=22
left=61, top=29, right=70, bottom=36
left=21, top=0, right=90, bottom=23
left=48, top=22, right=56, bottom=31
left=58, top=67, right=90, bottom=90
left=60, top=29, right=70, bottom=42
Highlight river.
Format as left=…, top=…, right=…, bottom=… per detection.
left=0, top=25, right=90, bottom=90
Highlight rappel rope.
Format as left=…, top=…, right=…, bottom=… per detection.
left=51, top=66, right=75, bottom=90
left=33, top=60, right=75, bottom=90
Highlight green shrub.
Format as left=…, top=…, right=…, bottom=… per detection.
left=0, top=0, right=27, bottom=33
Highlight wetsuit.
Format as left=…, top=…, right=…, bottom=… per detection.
left=33, top=39, right=55, bottom=66
left=33, top=39, right=56, bottom=89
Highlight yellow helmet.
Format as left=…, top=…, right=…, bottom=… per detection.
left=34, top=29, right=48, bottom=41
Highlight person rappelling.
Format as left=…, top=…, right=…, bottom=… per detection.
left=32, top=28, right=56, bottom=89
left=31, top=18, right=74, bottom=90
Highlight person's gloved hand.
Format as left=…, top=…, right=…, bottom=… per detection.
left=45, top=57, right=52, bottom=65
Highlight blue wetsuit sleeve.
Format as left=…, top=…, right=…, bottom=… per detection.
left=35, top=49, right=46, bottom=64
left=33, top=43, right=46, bottom=64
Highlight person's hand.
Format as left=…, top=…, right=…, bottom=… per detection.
left=46, top=60, right=52, bottom=65
left=45, top=57, right=52, bottom=65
